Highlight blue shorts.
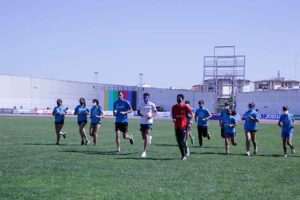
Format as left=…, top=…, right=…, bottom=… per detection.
left=281, top=131, right=293, bottom=139
left=140, top=124, right=153, bottom=132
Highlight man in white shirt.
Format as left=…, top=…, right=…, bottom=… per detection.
left=138, top=93, right=157, bottom=158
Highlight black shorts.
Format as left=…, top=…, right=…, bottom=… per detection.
left=245, top=129, right=257, bottom=133
left=140, top=124, right=153, bottom=132
left=197, top=126, right=208, bottom=137
left=115, top=123, right=128, bottom=133
left=78, top=120, right=88, bottom=126
left=55, top=120, right=64, bottom=125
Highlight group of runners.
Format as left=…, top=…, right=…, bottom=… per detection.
left=52, top=91, right=296, bottom=160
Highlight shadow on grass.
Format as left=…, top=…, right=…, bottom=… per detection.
left=61, top=149, right=135, bottom=156
left=190, top=146, right=223, bottom=149
left=24, top=143, right=80, bottom=147
left=191, top=151, right=300, bottom=158
left=153, top=144, right=178, bottom=147
left=116, top=157, right=176, bottom=161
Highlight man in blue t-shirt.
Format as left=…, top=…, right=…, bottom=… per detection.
left=219, top=102, right=230, bottom=139
left=278, top=106, right=296, bottom=157
left=195, top=100, right=212, bottom=148
left=242, top=102, right=260, bottom=156
left=113, top=91, right=134, bottom=154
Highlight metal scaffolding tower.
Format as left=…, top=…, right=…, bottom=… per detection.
left=203, top=46, right=246, bottom=110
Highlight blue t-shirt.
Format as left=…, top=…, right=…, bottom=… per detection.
left=279, top=113, right=294, bottom=133
left=220, top=108, right=229, bottom=125
left=75, top=105, right=89, bottom=122
left=53, top=106, right=67, bottom=122
left=113, top=99, right=132, bottom=123
left=224, top=116, right=237, bottom=134
left=90, top=106, right=103, bottom=124
left=243, top=110, right=259, bottom=131
left=195, top=107, right=211, bottom=127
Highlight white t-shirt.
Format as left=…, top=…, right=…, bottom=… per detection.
left=138, top=101, right=157, bottom=124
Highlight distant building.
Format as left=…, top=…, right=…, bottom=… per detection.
left=192, top=78, right=252, bottom=96
left=254, top=78, right=299, bottom=91
left=254, top=72, right=300, bottom=91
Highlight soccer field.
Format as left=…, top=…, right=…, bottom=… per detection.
left=0, top=116, right=299, bottom=200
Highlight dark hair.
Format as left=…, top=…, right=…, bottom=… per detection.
left=198, top=100, right=204, bottom=105
left=57, top=99, right=62, bottom=106
left=177, top=94, right=184, bottom=100
left=248, top=102, right=255, bottom=109
left=79, top=98, right=86, bottom=107
left=231, top=110, right=237, bottom=116
left=143, top=93, right=150, bottom=98
left=118, top=91, right=123, bottom=96
left=93, top=99, right=99, bottom=106
left=185, top=100, right=190, bottom=104
left=283, top=106, right=289, bottom=112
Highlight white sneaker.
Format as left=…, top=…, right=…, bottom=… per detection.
left=246, top=152, right=250, bottom=156
left=141, top=151, right=147, bottom=158
left=148, top=136, right=152, bottom=145
left=284, top=154, right=288, bottom=158
left=291, top=148, right=296, bottom=154
left=182, top=156, right=187, bottom=160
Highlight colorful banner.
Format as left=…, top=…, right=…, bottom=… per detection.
left=103, top=90, right=137, bottom=111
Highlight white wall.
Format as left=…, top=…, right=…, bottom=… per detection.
left=0, top=74, right=215, bottom=112
left=236, top=90, right=300, bottom=115
left=0, top=75, right=102, bottom=109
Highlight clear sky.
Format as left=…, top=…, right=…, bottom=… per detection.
left=0, top=0, right=299, bottom=89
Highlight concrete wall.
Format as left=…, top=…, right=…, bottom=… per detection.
left=236, top=90, right=300, bottom=115
left=0, top=74, right=215, bottom=112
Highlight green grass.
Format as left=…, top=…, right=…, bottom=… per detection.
left=0, top=116, right=299, bottom=200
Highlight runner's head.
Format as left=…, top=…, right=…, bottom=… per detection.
left=79, top=98, right=86, bottom=107
left=227, top=109, right=232, bottom=116
left=143, top=93, right=150, bottom=103
left=93, top=99, right=99, bottom=107
left=248, top=102, right=255, bottom=110
left=282, top=106, right=289, bottom=114
left=56, top=99, right=62, bottom=106
left=177, top=94, right=184, bottom=104
left=198, top=100, right=205, bottom=108
left=118, top=91, right=124, bottom=100
left=184, top=100, right=190, bottom=106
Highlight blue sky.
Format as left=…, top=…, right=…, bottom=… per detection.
left=0, top=0, right=299, bottom=89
